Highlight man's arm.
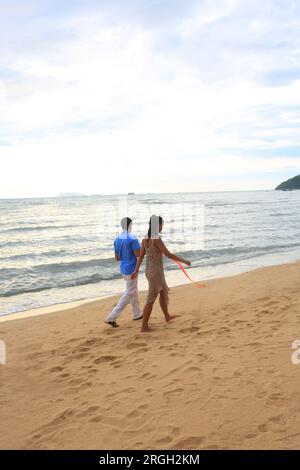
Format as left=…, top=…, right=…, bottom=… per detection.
left=131, top=242, right=145, bottom=279
left=132, top=237, right=141, bottom=261
left=114, top=240, right=120, bottom=261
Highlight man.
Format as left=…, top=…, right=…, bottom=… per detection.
left=105, top=217, right=143, bottom=328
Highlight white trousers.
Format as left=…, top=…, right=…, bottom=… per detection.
left=106, top=275, right=141, bottom=322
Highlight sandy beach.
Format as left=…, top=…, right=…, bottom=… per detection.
left=0, top=261, right=300, bottom=450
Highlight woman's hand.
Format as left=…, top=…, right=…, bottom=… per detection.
left=184, top=260, right=191, bottom=267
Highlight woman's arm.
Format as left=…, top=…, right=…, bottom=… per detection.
left=155, top=238, right=191, bottom=266
left=131, top=241, right=146, bottom=279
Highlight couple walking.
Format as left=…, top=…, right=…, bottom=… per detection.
left=105, top=215, right=191, bottom=332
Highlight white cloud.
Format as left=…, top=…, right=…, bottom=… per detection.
left=179, top=0, right=240, bottom=35
left=0, top=0, right=300, bottom=197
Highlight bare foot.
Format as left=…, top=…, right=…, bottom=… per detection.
left=141, top=326, right=153, bottom=333
left=165, top=314, right=179, bottom=323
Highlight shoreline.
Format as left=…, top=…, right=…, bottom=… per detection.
left=2, top=251, right=300, bottom=323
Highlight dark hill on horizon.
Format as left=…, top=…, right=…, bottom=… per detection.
left=275, top=175, right=300, bottom=191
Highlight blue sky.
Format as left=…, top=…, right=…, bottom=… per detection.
left=1, top=0, right=300, bottom=197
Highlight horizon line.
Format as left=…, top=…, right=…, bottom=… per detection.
left=0, top=188, right=280, bottom=200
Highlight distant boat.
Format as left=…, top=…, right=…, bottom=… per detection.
left=127, top=192, right=135, bottom=195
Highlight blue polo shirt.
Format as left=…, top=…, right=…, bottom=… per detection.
left=114, top=231, right=141, bottom=275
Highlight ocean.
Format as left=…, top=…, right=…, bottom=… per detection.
left=1, top=190, right=300, bottom=317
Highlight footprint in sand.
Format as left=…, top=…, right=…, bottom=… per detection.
left=171, top=436, right=205, bottom=449
left=179, top=326, right=200, bottom=334
left=106, top=387, right=136, bottom=398
left=78, top=405, right=100, bottom=418
left=81, top=337, right=102, bottom=347
left=163, top=387, right=184, bottom=397
left=129, top=410, right=142, bottom=419
left=269, top=414, right=287, bottom=425
left=66, top=337, right=81, bottom=344
left=155, top=435, right=173, bottom=446
left=134, top=358, right=144, bottom=364
left=37, top=407, right=78, bottom=433
left=258, top=414, right=287, bottom=434
left=184, top=365, right=202, bottom=374
left=154, top=426, right=180, bottom=447
left=72, top=346, right=90, bottom=354
left=216, top=326, right=230, bottom=335
left=60, top=373, right=70, bottom=379
left=266, top=392, right=285, bottom=407
left=195, top=329, right=213, bottom=338
left=259, top=296, right=271, bottom=303
left=94, top=355, right=120, bottom=364
left=246, top=342, right=262, bottom=347
left=140, top=372, right=156, bottom=379
left=126, top=342, right=148, bottom=350
left=49, top=366, right=64, bottom=373
left=90, top=415, right=103, bottom=423
left=195, top=353, right=209, bottom=360
left=265, top=300, right=278, bottom=307
left=232, top=369, right=243, bottom=378
left=112, top=361, right=122, bottom=368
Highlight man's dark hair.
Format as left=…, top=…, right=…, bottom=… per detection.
left=121, top=217, right=132, bottom=231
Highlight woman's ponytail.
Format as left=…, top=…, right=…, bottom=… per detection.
left=147, top=215, right=163, bottom=239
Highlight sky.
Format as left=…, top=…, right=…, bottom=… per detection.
left=1, top=0, right=300, bottom=198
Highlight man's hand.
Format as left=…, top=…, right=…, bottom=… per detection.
left=131, top=271, right=138, bottom=280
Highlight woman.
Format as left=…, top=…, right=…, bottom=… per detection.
left=132, top=215, right=191, bottom=332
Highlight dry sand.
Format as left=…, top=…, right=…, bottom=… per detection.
left=0, top=261, right=300, bottom=450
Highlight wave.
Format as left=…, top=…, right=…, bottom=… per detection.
left=0, top=247, right=105, bottom=263
left=2, top=241, right=300, bottom=278
left=140, top=199, right=180, bottom=205
left=0, top=224, right=75, bottom=234
left=205, top=201, right=262, bottom=207
left=1, top=272, right=121, bottom=298
left=268, top=212, right=294, bottom=218
left=0, top=256, right=116, bottom=276
left=0, top=234, right=97, bottom=248
left=0, top=222, right=99, bottom=235
left=178, top=241, right=300, bottom=263
left=0, top=242, right=300, bottom=275
left=2, top=241, right=300, bottom=298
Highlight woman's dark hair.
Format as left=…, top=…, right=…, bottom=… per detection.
left=147, top=215, right=163, bottom=239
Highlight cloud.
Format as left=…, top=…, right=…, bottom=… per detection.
left=0, top=0, right=300, bottom=197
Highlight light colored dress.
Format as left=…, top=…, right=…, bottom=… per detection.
left=144, top=238, right=169, bottom=305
